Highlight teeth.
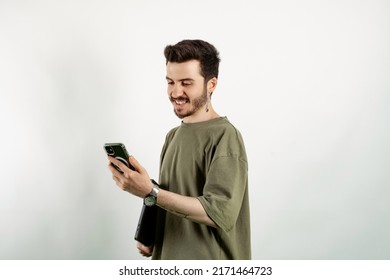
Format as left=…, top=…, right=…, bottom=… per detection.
left=175, top=100, right=187, bottom=105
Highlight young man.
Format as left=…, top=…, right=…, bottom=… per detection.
left=108, top=39, right=251, bottom=259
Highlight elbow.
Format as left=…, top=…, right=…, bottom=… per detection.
left=204, top=217, right=218, bottom=228
left=198, top=213, right=218, bottom=228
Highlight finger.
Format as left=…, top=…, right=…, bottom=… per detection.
left=108, top=161, right=123, bottom=177
left=139, top=250, right=151, bottom=257
left=108, top=156, right=130, bottom=173
left=129, top=156, right=143, bottom=172
left=136, top=242, right=153, bottom=256
left=139, top=249, right=152, bottom=257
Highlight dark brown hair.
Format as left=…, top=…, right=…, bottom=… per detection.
left=164, top=39, right=221, bottom=82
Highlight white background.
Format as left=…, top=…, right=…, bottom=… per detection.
left=0, top=0, right=389, bottom=259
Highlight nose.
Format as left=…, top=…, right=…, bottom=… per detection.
left=170, top=84, right=184, bottom=98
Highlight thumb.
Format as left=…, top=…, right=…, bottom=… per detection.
left=129, top=155, right=142, bottom=172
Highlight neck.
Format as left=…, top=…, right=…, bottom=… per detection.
left=182, top=104, right=220, bottom=124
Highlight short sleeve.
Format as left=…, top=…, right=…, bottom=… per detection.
left=197, top=155, right=248, bottom=232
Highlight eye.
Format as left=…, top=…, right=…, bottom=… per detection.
left=182, top=81, right=192, bottom=86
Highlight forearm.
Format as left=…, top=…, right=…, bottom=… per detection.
left=156, top=188, right=217, bottom=228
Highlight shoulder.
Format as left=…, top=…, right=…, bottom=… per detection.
left=164, top=126, right=180, bottom=142
left=212, top=118, right=247, bottom=160
left=216, top=118, right=245, bottom=144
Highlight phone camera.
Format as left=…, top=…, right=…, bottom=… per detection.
left=105, top=145, right=114, bottom=156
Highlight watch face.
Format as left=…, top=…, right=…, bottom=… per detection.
left=144, top=195, right=156, bottom=206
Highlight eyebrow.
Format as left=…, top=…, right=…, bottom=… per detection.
left=166, top=76, right=195, bottom=82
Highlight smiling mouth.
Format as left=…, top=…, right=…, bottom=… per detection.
left=171, top=98, right=189, bottom=105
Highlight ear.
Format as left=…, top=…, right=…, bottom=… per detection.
left=207, top=77, right=218, bottom=95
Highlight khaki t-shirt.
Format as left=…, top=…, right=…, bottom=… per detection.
left=152, top=117, right=251, bottom=260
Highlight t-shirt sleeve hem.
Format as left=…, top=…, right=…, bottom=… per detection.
left=197, top=196, right=233, bottom=232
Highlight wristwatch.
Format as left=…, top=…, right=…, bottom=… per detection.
left=144, top=179, right=160, bottom=207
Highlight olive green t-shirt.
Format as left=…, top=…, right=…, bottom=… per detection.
left=152, top=117, right=251, bottom=260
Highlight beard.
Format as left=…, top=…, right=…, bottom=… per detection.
left=171, top=87, right=208, bottom=119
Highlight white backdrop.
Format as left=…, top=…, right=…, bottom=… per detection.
left=0, top=0, right=389, bottom=259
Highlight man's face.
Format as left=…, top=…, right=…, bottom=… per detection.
left=166, top=60, right=208, bottom=120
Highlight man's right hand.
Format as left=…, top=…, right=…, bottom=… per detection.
left=136, top=242, right=153, bottom=257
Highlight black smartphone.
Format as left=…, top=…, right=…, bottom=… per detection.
left=104, top=143, right=135, bottom=172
